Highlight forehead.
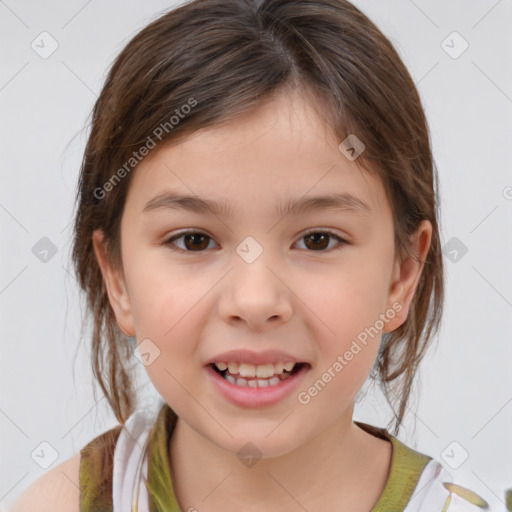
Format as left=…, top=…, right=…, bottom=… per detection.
left=124, top=88, right=389, bottom=220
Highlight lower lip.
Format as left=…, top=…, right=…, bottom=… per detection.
left=205, top=364, right=310, bottom=408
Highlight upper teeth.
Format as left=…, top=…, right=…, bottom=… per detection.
left=214, top=361, right=296, bottom=378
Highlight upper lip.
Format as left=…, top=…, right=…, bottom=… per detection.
left=205, top=348, right=310, bottom=366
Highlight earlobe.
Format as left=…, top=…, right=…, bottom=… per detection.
left=383, top=220, right=432, bottom=333
left=92, top=230, right=136, bottom=337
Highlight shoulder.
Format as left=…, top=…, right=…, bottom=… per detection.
left=10, top=424, right=124, bottom=512
left=9, top=453, right=81, bottom=512
left=405, top=459, right=492, bottom=512
left=354, top=422, right=492, bottom=512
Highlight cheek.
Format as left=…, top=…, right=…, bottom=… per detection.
left=121, top=255, right=200, bottom=364
left=124, top=247, right=197, bottom=331
left=127, top=264, right=209, bottom=404
left=131, top=279, right=202, bottom=348
left=298, top=278, right=383, bottom=408
left=293, top=258, right=390, bottom=391
left=299, top=262, right=390, bottom=340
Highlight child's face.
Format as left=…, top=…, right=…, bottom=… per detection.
left=94, top=86, right=430, bottom=456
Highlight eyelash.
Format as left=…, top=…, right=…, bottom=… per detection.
left=163, top=229, right=349, bottom=253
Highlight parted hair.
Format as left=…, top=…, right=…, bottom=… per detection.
left=71, top=0, right=444, bottom=436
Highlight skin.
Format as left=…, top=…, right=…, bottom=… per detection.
left=93, top=85, right=432, bottom=511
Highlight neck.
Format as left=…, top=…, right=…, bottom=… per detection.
left=168, top=406, right=392, bottom=512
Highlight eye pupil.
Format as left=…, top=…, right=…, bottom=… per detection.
left=184, top=233, right=209, bottom=251
left=304, top=233, right=329, bottom=250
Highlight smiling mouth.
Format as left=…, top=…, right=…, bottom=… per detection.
left=209, top=362, right=308, bottom=387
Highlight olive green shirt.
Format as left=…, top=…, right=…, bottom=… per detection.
left=79, top=403, right=487, bottom=511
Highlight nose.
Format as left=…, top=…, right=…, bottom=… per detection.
left=217, top=256, right=293, bottom=331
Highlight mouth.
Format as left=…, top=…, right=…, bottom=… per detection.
left=209, top=361, right=308, bottom=387
left=205, top=361, right=310, bottom=408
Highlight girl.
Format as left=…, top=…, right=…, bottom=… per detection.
left=12, top=0, right=496, bottom=510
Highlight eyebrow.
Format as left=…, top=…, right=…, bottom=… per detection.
left=142, top=191, right=372, bottom=217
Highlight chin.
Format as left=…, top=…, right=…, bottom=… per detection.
left=204, top=423, right=307, bottom=460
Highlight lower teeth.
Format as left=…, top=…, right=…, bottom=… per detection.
left=222, top=372, right=291, bottom=387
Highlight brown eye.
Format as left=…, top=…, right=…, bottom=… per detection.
left=296, top=231, right=347, bottom=252
left=183, top=233, right=210, bottom=251
left=304, top=232, right=329, bottom=250
left=164, top=231, right=216, bottom=252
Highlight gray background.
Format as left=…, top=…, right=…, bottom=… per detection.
left=1, top=0, right=511, bottom=510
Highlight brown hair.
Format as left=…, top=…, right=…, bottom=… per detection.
left=71, top=0, right=444, bottom=436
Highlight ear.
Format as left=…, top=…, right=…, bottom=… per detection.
left=92, top=230, right=136, bottom=337
left=383, top=220, right=432, bottom=333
